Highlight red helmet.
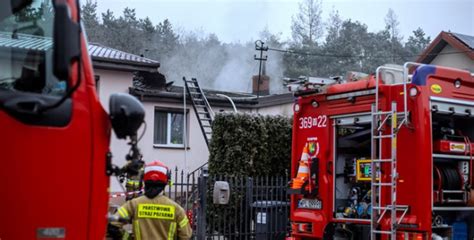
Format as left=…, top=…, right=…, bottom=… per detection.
left=143, top=161, right=170, bottom=183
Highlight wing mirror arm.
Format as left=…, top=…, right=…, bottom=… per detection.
left=108, top=93, right=146, bottom=178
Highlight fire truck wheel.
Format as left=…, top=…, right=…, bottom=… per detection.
left=322, top=223, right=353, bottom=240
left=433, top=214, right=443, bottom=226
left=322, top=223, right=336, bottom=240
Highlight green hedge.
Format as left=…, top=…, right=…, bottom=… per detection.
left=208, top=112, right=292, bottom=176
left=206, top=113, right=292, bottom=238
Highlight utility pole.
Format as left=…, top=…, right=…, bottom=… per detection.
left=254, top=40, right=268, bottom=100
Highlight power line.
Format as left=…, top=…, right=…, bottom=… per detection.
left=267, top=46, right=474, bottom=59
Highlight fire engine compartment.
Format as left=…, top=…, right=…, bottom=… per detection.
left=432, top=112, right=474, bottom=206
left=430, top=97, right=474, bottom=238
left=333, top=115, right=373, bottom=221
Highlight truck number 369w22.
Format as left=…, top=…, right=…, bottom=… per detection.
left=298, top=115, right=328, bottom=129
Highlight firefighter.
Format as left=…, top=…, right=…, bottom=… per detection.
left=125, top=169, right=143, bottom=201
left=111, top=161, right=192, bottom=240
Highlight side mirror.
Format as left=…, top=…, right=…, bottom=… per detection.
left=53, top=3, right=80, bottom=80
left=109, top=93, right=145, bottom=139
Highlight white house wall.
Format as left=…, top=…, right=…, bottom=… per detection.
left=253, top=103, right=293, bottom=116
left=430, top=44, right=474, bottom=72
left=139, top=101, right=210, bottom=177
left=95, top=69, right=208, bottom=191
left=211, top=103, right=293, bottom=116
left=94, top=68, right=140, bottom=191
left=96, top=69, right=133, bottom=111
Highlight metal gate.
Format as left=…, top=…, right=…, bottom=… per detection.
left=166, top=168, right=290, bottom=239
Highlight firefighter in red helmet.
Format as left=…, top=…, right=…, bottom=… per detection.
left=111, top=161, right=192, bottom=240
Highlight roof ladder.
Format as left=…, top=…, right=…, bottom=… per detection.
left=183, top=77, right=215, bottom=148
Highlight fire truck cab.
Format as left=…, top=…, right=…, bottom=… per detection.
left=289, top=63, right=474, bottom=239
left=0, top=0, right=144, bottom=238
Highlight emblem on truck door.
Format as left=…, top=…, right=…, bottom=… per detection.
left=307, top=137, right=320, bottom=157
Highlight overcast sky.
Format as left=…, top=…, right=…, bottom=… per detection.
left=94, top=0, right=474, bottom=44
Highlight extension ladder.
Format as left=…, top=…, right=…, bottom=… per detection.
left=183, top=77, right=214, bottom=148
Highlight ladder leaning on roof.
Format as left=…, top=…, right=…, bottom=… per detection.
left=183, top=77, right=215, bottom=148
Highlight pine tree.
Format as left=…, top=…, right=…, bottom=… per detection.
left=405, top=28, right=431, bottom=59
left=81, top=1, right=101, bottom=42
left=157, top=19, right=179, bottom=58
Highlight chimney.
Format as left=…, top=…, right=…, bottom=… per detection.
left=252, top=62, right=270, bottom=95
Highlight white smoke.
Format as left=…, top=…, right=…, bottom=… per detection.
left=159, top=30, right=286, bottom=94
left=214, top=42, right=285, bottom=94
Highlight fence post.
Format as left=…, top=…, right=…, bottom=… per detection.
left=196, top=167, right=208, bottom=240
left=245, top=177, right=253, bottom=238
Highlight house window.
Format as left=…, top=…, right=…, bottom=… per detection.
left=154, top=108, right=188, bottom=147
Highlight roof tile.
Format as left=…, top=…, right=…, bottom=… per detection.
left=451, top=32, right=474, bottom=50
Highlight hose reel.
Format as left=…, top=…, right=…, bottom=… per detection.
left=433, top=164, right=466, bottom=204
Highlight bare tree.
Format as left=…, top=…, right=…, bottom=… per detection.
left=384, top=8, right=403, bottom=62
left=384, top=8, right=401, bottom=42
left=291, top=0, right=324, bottom=46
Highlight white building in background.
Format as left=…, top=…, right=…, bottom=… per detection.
left=416, top=31, right=474, bottom=71
left=88, top=43, right=294, bottom=191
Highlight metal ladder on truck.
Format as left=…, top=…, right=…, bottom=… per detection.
left=183, top=77, right=215, bottom=148
left=370, top=63, right=421, bottom=239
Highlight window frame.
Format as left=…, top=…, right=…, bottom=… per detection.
left=153, top=107, right=189, bottom=149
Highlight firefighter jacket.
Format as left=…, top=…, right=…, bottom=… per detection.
left=116, top=194, right=192, bottom=240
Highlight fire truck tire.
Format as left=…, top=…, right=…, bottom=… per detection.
left=433, top=214, right=443, bottom=226
left=322, top=223, right=354, bottom=240
left=322, top=223, right=336, bottom=240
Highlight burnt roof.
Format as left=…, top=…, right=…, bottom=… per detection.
left=130, top=84, right=294, bottom=109
left=417, top=31, right=474, bottom=63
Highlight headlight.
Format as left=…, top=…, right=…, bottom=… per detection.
left=454, top=79, right=461, bottom=88
left=409, top=87, right=418, bottom=97
left=294, top=103, right=300, bottom=113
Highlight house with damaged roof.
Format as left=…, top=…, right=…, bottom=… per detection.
left=0, top=32, right=293, bottom=191
left=89, top=44, right=294, bottom=191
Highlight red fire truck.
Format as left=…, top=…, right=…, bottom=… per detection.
left=0, top=0, right=144, bottom=239
left=288, top=63, right=474, bottom=239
